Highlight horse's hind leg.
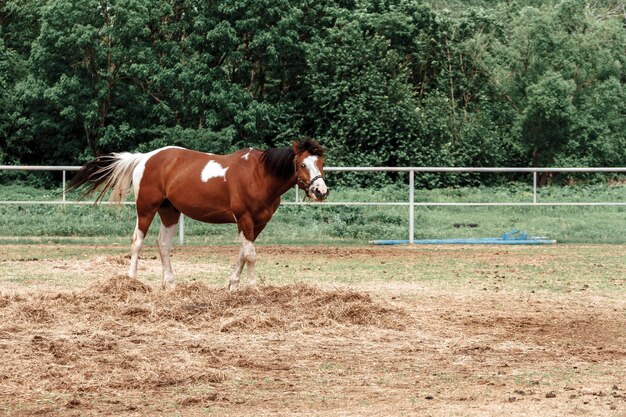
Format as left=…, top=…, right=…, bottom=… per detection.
left=128, top=202, right=159, bottom=279
left=157, top=202, right=181, bottom=289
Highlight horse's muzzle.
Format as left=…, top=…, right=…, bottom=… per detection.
left=305, top=175, right=328, bottom=201
left=312, top=187, right=329, bottom=201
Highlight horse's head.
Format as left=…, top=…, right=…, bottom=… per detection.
left=294, top=139, right=329, bottom=201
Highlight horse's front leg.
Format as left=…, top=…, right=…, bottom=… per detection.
left=242, top=232, right=257, bottom=288
left=229, top=246, right=245, bottom=291
left=229, top=231, right=257, bottom=291
left=229, top=217, right=258, bottom=291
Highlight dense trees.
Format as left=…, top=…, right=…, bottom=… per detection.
left=0, top=0, right=624, bottom=185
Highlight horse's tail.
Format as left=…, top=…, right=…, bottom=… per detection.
left=68, top=152, right=145, bottom=205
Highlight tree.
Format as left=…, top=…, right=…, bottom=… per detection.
left=491, top=0, right=626, bottom=177
left=0, top=0, right=623, bottom=188
left=519, top=71, right=576, bottom=167
left=305, top=9, right=424, bottom=184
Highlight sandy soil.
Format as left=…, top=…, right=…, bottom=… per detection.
left=0, top=245, right=624, bottom=416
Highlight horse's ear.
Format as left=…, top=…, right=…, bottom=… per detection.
left=292, top=138, right=323, bottom=156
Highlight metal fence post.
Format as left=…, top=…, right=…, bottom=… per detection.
left=179, top=214, right=185, bottom=246
left=533, top=171, right=538, bottom=204
left=409, top=170, right=415, bottom=244
left=62, top=170, right=66, bottom=204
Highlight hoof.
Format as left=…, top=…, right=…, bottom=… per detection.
left=162, top=281, right=176, bottom=290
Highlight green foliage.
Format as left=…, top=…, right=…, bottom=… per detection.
left=0, top=0, right=624, bottom=188
left=306, top=9, right=422, bottom=180
left=491, top=0, right=626, bottom=171
left=520, top=71, right=576, bottom=166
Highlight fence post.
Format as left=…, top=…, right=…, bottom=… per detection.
left=179, top=214, right=185, bottom=246
left=533, top=171, right=537, bottom=204
left=409, top=170, right=415, bottom=243
left=62, top=170, right=66, bottom=204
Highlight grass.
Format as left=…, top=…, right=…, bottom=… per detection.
left=0, top=182, right=625, bottom=244
left=1, top=244, right=624, bottom=296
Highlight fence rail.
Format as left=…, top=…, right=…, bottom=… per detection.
left=1, top=165, right=625, bottom=244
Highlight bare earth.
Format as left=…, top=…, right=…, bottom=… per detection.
left=0, top=244, right=624, bottom=416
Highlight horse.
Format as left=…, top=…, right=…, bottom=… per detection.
left=69, top=138, right=328, bottom=290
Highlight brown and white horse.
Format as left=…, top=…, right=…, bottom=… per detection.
left=69, top=139, right=328, bottom=290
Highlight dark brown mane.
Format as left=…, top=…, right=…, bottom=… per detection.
left=260, top=147, right=295, bottom=179
left=260, top=138, right=324, bottom=179
left=295, top=138, right=325, bottom=157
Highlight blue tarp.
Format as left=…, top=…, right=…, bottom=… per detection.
left=370, top=238, right=556, bottom=245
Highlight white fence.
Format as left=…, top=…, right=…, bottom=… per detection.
left=1, top=165, right=625, bottom=244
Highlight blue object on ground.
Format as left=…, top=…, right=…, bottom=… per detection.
left=370, top=229, right=556, bottom=245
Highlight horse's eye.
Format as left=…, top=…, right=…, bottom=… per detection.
left=300, top=163, right=305, bottom=168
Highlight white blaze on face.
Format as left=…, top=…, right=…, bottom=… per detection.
left=302, top=155, right=328, bottom=199
left=201, top=160, right=229, bottom=182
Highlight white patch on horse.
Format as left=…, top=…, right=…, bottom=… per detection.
left=241, top=148, right=253, bottom=160
left=201, top=160, right=229, bottom=182
left=133, top=146, right=183, bottom=200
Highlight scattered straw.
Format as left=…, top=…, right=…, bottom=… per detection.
left=0, top=276, right=407, bottom=406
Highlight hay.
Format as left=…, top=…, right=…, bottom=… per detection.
left=3, top=245, right=625, bottom=416
left=87, top=274, right=152, bottom=299
left=0, top=276, right=407, bottom=406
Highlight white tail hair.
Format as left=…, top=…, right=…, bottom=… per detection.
left=69, top=152, right=146, bottom=205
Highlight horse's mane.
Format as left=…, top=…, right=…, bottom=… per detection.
left=261, top=138, right=324, bottom=179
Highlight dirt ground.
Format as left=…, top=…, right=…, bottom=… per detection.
left=0, top=245, right=624, bottom=416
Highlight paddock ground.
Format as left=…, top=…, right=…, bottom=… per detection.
left=0, top=244, right=624, bottom=416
